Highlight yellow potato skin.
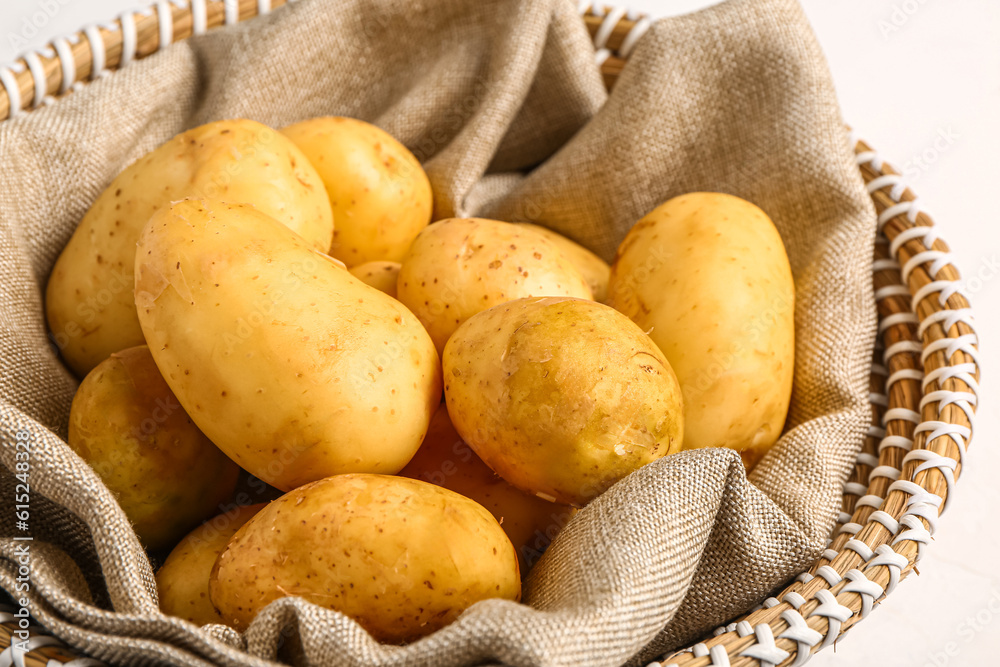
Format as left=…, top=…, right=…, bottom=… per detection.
left=46, top=119, right=333, bottom=377
left=67, top=346, right=240, bottom=551
left=398, top=218, right=593, bottom=353
left=156, top=503, right=265, bottom=626
left=519, top=224, right=611, bottom=302
left=134, top=199, right=441, bottom=491
left=210, top=474, right=520, bottom=642
left=443, top=297, right=684, bottom=506
left=348, top=261, right=401, bottom=299
left=399, top=407, right=575, bottom=572
left=282, top=117, right=432, bottom=266
left=606, top=192, right=795, bottom=454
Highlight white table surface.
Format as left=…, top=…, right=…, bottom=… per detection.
left=2, top=1, right=997, bottom=665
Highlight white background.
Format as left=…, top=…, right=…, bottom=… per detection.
left=1, top=1, right=997, bottom=666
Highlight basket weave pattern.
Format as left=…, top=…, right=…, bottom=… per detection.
left=0, top=3, right=979, bottom=667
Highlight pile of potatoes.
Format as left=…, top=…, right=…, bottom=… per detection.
left=48, top=116, right=794, bottom=642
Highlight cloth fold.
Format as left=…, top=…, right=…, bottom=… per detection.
left=0, top=0, right=876, bottom=664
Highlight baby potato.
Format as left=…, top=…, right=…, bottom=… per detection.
left=519, top=223, right=611, bottom=302
left=210, top=474, right=520, bottom=642
left=348, top=261, right=401, bottom=298
left=134, top=199, right=440, bottom=492
left=399, top=406, right=575, bottom=572
left=443, top=297, right=683, bottom=506
left=46, top=119, right=333, bottom=377
left=606, top=193, right=794, bottom=456
left=398, top=218, right=593, bottom=352
left=157, top=503, right=265, bottom=625
left=68, top=345, right=240, bottom=551
left=282, top=117, right=432, bottom=266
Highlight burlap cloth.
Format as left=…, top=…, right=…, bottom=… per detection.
left=0, top=0, right=877, bottom=664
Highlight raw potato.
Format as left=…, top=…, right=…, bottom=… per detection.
left=282, top=117, right=432, bottom=266
left=157, top=504, right=265, bottom=626
left=606, top=192, right=795, bottom=455
left=348, top=261, right=401, bottom=298
left=210, top=474, right=520, bottom=642
left=46, top=119, right=334, bottom=377
left=399, top=406, right=575, bottom=572
left=134, top=199, right=440, bottom=491
left=68, top=345, right=240, bottom=551
left=398, top=218, right=593, bottom=352
left=519, top=223, right=611, bottom=302
left=443, top=297, right=684, bottom=506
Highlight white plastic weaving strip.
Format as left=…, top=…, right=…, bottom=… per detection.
left=877, top=199, right=922, bottom=228
left=844, top=538, right=874, bottom=561
left=886, top=368, right=923, bottom=391
left=882, top=407, right=920, bottom=425
left=878, top=311, right=918, bottom=335
left=912, top=279, right=965, bottom=308
left=83, top=25, right=108, bottom=79
left=904, top=449, right=959, bottom=511
left=922, top=334, right=979, bottom=366
left=878, top=435, right=913, bottom=453
left=884, top=339, right=922, bottom=361
left=920, top=390, right=976, bottom=426
left=708, top=645, right=730, bottom=667
left=739, top=623, right=790, bottom=667
left=22, top=51, right=51, bottom=107
left=890, top=225, right=940, bottom=256
left=592, top=5, right=628, bottom=49
left=865, top=544, right=908, bottom=594
left=872, top=257, right=900, bottom=272
left=837, top=521, right=863, bottom=536
left=618, top=15, right=651, bottom=57
left=0, top=66, right=21, bottom=117
left=892, top=514, right=933, bottom=561
left=157, top=1, right=175, bottom=49
left=917, top=307, right=976, bottom=339
left=867, top=510, right=901, bottom=534
left=814, top=565, right=842, bottom=586
left=0, top=635, right=64, bottom=667
left=782, top=591, right=806, bottom=609
left=868, top=465, right=900, bottom=483
left=856, top=493, right=884, bottom=510
left=778, top=609, right=823, bottom=667
left=225, top=0, right=240, bottom=25
left=843, top=481, right=866, bottom=496
left=913, top=420, right=970, bottom=468
left=867, top=173, right=910, bottom=201
left=875, top=284, right=909, bottom=301
left=808, top=589, right=853, bottom=651
left=191, top=0, right=208, bottom=35
left=856, top=453, right=879, bottom=468
left=922, top=363, right=978, bottom=395
left=842, top=569, right=884, bottom=618
left=119, top=11, right=139, bottom=68
left=52, top=35, right=79, bottom=94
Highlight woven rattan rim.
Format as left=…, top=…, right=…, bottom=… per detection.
left=0, top=3, right=980, bottom=667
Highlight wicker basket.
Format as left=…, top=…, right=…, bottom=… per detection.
left=0, top=2, right=980, bottom=666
